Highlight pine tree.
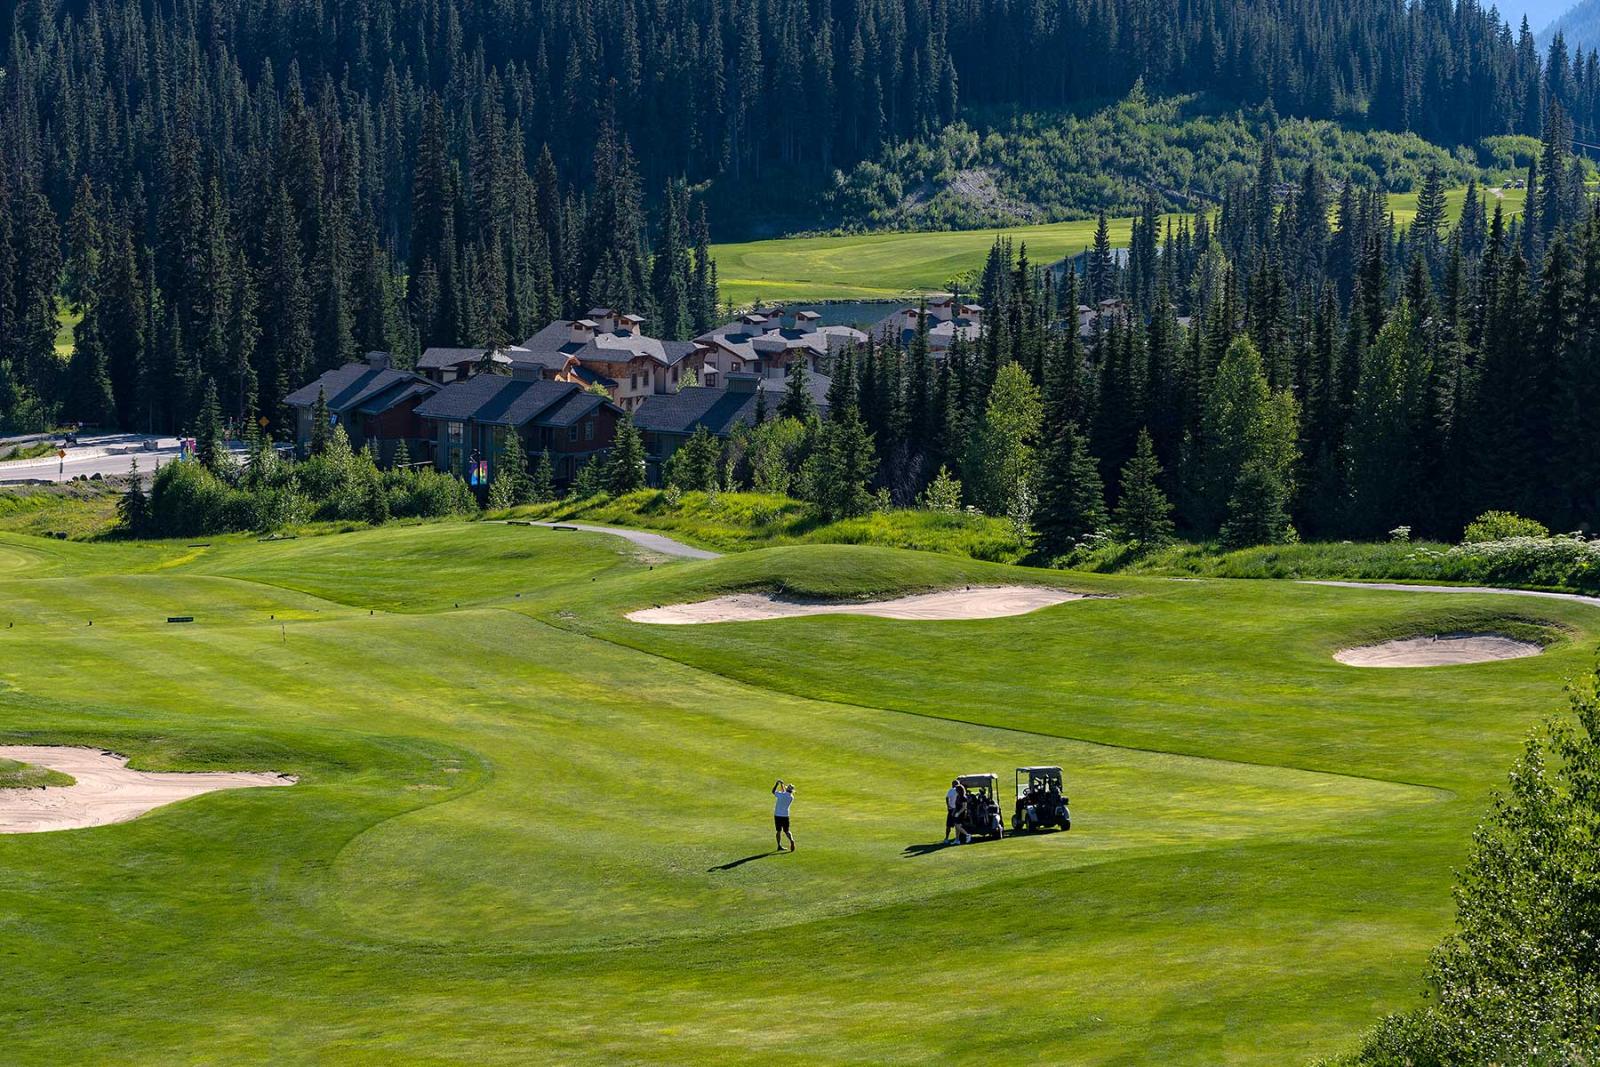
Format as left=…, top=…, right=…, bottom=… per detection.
left=607, top=416, right=647, bottom=494
left=1033, top=420, right=1106, bottom=558
left=665, top=426, right=721, bottom=491
left=194, top=377, right=226, bottom=471
left=495, top=429, right=532, bottom=505
left=810, top=404, right=877, bottom=520
left=529, top=450, right=556, bottom=502
left=118, top=459, right=149, bottom=535
left=310, top=387, right=332, bottom=455
left=1221, top=461, right=1294, bottom=547
left=1113, top=429, right=1175, bottom=549
left=777, top=358, right=817, bottom=422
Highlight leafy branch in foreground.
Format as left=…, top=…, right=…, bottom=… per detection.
left=1339, top=668, right=1600, bottom=1065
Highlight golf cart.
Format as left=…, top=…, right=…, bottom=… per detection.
left=1012, top=766, right=1071, bottom=832
left=953, top=773, right=1006, bottom=841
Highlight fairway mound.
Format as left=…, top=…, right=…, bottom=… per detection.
left=1334, top=633, right=1543, bottom=668
left=0, top=746, right=295, bottom=833
left=627, top=585, right=1086, bottom=624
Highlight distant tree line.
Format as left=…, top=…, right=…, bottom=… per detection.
left=802, top=112, right=1600, bottom=551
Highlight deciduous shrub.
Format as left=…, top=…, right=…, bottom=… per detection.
left=1462, top=510, right=1550, bottom=543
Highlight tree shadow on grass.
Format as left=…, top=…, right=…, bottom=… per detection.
left=708, top=850, right=782, bottom=872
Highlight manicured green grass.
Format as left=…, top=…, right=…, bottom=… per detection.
left=711, top=187, right=1528, bottom=303
left=0, top=758, right=73, bottom=788
left=0, top=521, right=1589, bottom=1063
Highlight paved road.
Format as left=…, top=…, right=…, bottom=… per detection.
left=1304, top=580, right=1600, bottom=608
left=0, top=434, right=246, bottom=484
left=525, top=521, right=722, bottom=559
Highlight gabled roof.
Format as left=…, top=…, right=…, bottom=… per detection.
left=284, top=363, right=436, bottom=413
left=417, top=346, right=527, bottom=370
left=520, top=320, right=696, bottom=368
left=635, top=374, right=833, bottom=437
left=538, top=389, right=610, bottom=428
left=633, top=386, right=760, bottom=437
left=415, top=376, right=618, bottom=428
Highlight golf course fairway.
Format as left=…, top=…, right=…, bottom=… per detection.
left=0, top=521, right=1588, bottom=1063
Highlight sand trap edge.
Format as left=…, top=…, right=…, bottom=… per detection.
left=1333, top=632, right=1544, bottom=668
left=626, top=585, right=1097, bottom=624
left=0, top=746, right=297, bottom=834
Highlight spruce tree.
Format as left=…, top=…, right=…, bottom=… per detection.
left=1113, top=429, right=1175, bottom=549
left=118, top=459, right=149, bottom=536
left=496, top=429, right=532, bottom=505
left=309, top=387, right=332, bottom=455
left=810, top=403, right=877, bottom=520
left=194, top=377, right=226, bottom=471
left=777, top=358, right=817, bottom=422
left=529, top=449, right=556, bottom=502
left=606, top=416, right=648, bottom=494
left=1033, top=420, right=1106, bottom=559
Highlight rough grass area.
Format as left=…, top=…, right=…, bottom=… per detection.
left=1096, top=538, right=1600, bottom=594
left=0, top=757, right=74, bottom=788
left=513, top=490, right=1027, bottom=561
left=0, top=481, right=124, bottom=540
left=0, top=440, right=58, bottom=463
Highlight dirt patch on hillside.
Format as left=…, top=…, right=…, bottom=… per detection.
left=0, top=746, right=295, bottom=833
left=1334, top=633, right=1543, bottom=668
left=627, top=585, right=1087, bottom=624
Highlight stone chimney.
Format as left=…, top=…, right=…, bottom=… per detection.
left=569, top=319, right=597, bottom=345
left=364, top=350, right=393, bottom=368
left=726, top=371, right=760, bottom=394
left=795, top=310, right=820, bottom=334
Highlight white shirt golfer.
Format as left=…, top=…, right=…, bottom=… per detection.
left=772, top=781, right=796, bottom=851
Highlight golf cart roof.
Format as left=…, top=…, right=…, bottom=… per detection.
left=957, top=773, right=997, bottom=786
left=1018, top=766, right=1062, bottom=774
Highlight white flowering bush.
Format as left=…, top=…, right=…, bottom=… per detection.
left=1444, top=533, right=1600, bottom=591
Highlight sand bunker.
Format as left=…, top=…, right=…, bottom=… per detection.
left=627, top=585, right=1086, bottom=624
left=0, top=746, right=295, bottom=833
left=1334, top=633, right=1543, bottom=668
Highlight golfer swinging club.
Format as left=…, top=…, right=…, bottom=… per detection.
left=772, top=779, right=796, bottom=852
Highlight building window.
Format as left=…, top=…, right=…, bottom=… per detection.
left=448, top=421, right=464, bottom=445
left=672, top=367, right=679, bottom=382
left=631, top=373, right=638, bottom=389
left=568, top=426, right=578, bottom=443
left=584, top=419, right=594, bottom=442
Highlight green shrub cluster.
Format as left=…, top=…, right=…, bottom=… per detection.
left=134, top=429, right=474, bottom=537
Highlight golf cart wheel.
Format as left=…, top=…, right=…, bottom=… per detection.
left=1061, top=818, right=1071, bottom=831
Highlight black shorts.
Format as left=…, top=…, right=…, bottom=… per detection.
left=946, top=809, right=958, bottom=829
left=774, top=815, right=791, bottom=832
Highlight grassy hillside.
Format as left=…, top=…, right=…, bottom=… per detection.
left=713, top=187, right=1526, bottom=303
left=0, top=521, right=1589, bottom=1061
left=829, top=93, right=1488, bottom=232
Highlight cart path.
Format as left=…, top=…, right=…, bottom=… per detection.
left=523, top=521, right=722, bottom=560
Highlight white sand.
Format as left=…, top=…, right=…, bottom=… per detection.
left=627, top=585, right=1087, bottom=624
left=0, top=746, right=295, bottom=833
left=1334, top=633, right=1543, bottom=668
